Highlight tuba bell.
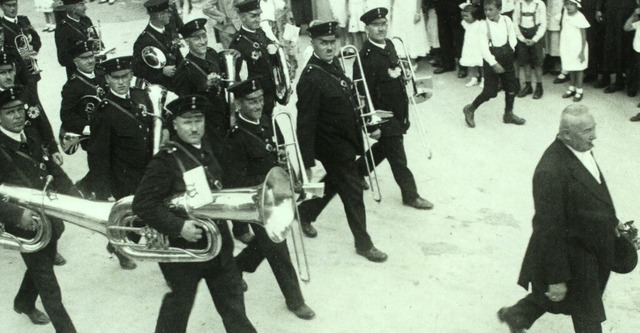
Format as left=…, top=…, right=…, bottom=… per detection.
left=0, top=167, right=295, bottom=262
left=142, top=46, right=167, bottom=69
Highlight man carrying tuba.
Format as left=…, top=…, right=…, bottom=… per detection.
left=132, top=94, right=256, bottom=333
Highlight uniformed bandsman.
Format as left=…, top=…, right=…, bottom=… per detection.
left=296, top=21, right=388, bottom=263
left=174, top=18, right=233, bottom=139
left=54, top=0, right=99, bottom=79
left=133, top=0, right=184, bottom=91
left=132, top=94, right=257, bottom=333
left=354, top=8, right=434, bottom=210
left=229, top=0, right=278, bottom=124
left=0, top=86, right=78, bottom=333
left=88, top=56, right=154, bottom=270
left=222, top=78, right=316, bottom=320
left=0, top=25, right=29, bottom=87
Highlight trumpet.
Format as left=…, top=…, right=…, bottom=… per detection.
left=15, top=33, right=41, bottom=75
left=340, top=44, right=389, bottom=203
left=0, top=167, right=296, bottom=262
left=272, top=45, right=293, bottom=105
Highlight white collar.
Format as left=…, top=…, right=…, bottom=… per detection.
left=110, top=89, right=129, bottom=99
left=3, top=16, right=17, bottom=24
left=239, top=113, right=260, bottom=125
left=67, top=14, right=80, bottom=23
left=191, top=143, right=202, bottom=149
left=368, top=39, right=386, bottom=49
left=77, top=70, right=95, bottom=79
left=0, top=126, right=24, bottom=143
left=149, top=22, right=165, bottom=34
left=242, top=26, right=256, bottom=33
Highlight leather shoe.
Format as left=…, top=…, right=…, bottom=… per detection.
left=497, top=307, right=525, bottom=333
left=457, top=67, right=468, bottom=78
left=14, top=307, right=50, bottom=325
left=107, top=244, right=137, bottom=270
left=553, top=75, right=569, bottom=84
left=630, top=113, right=640, bottom=122
left=463, top=104, right=476, bottom=128
left=356, top=246, right=388, bottom=262
left=503, top=113, right=526, bottom=125
left=360, top=178, right=370, bottom=191
left=433, top=66, right=454, bottom=74
left=532, top=84, right=543, bottom=99
left=301, top=223, right=317, bottom=238
left=54, top=253, right=66, bottom=266
left=604, top=83, right=623, bottom=93
left=404, top=197, right=434, bottom=210
left=288, top=304, right=316, bottom=320
left=593, top=78, right=610, bottom=89
left=516, top=84, right=532, bottom=97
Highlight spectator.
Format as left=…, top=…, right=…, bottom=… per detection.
left=433, top=0, right=466, bottom=76
left=459, top=1, right=483, bottom=87
left=623, top=7, right=640, bottom=121
left=203, top=0, right=242, bottom=48
left=35, top=0, right=56, bottom=32
left=597, top=0, right=636, bottom=96
left=390, top=0, right=430, bottom=66
left=291, top=0, right=313, bottom=28
left=544, top=0, right=563, bottom=76
left=560, top=0, right=589, bottom=102
left=347, top=0, right=367, bottom=49
left=513, top=0, right=546, bottom=99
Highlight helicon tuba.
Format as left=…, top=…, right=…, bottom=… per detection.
left=0, top=167, right=296, bottom=262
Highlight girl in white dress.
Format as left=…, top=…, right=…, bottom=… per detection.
left=347, top=0, right=367, bottom=49
left=560, top=0, right=589, bottom=102
left=459, top=2, right=484, bottom=87
left=329, top=0, right=350, bottom=48
left=389, top=0, right=429, bottom=61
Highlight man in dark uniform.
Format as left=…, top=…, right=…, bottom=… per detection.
left=54, top=0, right=98, bottom=79
left=229, top=0, right=279, bottom=125
left=497, top=105, right=630, bottom=333
left=132, top=94, right=256, bottom=333
left=88, top=56, right=154, bottom=270
left=174, top=18, right=233, bottom=139
left=0, top=86, right=78, bottom=333
left=355, top=8, right=434, bottom=210
left=133, top=0, right=184, bottom=91
left=59, top=40, right=107, bottom=196
left=0, top=25, right=29, bottom=87
left=0, top=0, right=42, bottom=99
left=221, top=78, right=315, bottom=320
left=296, top=21, right=388, bottom=263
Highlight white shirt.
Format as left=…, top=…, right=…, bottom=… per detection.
left=110, top=89, right=129, bottom=99
left=477, top=15, right=518, bottom=66
left=566, top=145, right=601, bottom=184
left=632, top=21, right=640, bottom=53
left=0, top=126, right=25, bottom=143
left=78, top=70, right=96, bottom=79
left=239, top=113, right=260, bottom=125
left=241, top=26, right=257, bottom=34
left=149, top=23, right=165, bottom=34
left=67, top=14, right=80, bottom=23
left=3, top=16, right=17, bottom=24
left=513, top=0, right=547, bottom=42
left=368, top=39, right=386, bottom=49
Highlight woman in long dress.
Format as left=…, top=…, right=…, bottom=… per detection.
left=389, top=0, right=430, bottom=62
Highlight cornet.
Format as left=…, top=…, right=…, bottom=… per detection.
left=15, top=33, right=41, bottom=75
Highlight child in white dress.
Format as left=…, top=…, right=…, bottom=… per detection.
left=329, top=0, right=350, bottom=48
left=459, top=2, right=484, bottom=87
left=347, top=0, right=367, bottom=49
left=559, top=0, right=589, bottom=102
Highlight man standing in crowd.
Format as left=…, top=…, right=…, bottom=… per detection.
left=133, top=94, right=256, bottom=333
left=55, top=0, right=98, bottom=79
left=296, top=21, right=388, bottom=263
left=0, top=86, right=78, bottom=333
left=355, top=8, right=433, bottom=210
left=498, top=104, right=630, bottom=333
left=432, top=0, right=465, bottom=76
left=203, top=0, right=242, bottom=48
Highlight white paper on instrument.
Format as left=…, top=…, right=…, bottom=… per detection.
left=182, top=167, right=213, bottom=209
left=282, top=23, right=300, bottom=43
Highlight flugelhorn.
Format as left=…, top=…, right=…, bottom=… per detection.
left=0, top=167, right=295, bottom=262
left=15, top=33, right=41, bottom=75
left=272, top=45, right=293, bottom=105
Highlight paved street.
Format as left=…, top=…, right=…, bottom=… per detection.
left=1, top=2, right=639, bottom=332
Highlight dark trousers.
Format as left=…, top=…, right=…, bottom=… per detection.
left=235, top=225, right=304, bottom=309
left=14, top=236, right=76, bottom=333
left=509, top=294, right=602, bottom=333
left=298, top=158, right=373, bottom=251
left=356, top=135, right=419, bottom=203
left=434, top=1, right=464, bottom=69
left=472, top=61, right=518, bottom=112
left=155, top=225, right=255, bottom=333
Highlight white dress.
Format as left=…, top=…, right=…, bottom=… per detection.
left=329, top=0, right=348, bottom=28
left=366, top=0, right=391, bottom=11
left=459, top=20, right=483, bottom=67
left=388, top=0, right=429, bottom=58
left=347, top=0, right=367, bottom=33
left=560, top=10, right=590, bottom=71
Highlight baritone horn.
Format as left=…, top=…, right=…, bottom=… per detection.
left=142, top=46, right=167, bottom=69
left=15, top=33, right=41, bottom=74
left=0, top=167, right=295, bottom=262
left=273, top=45, right=293, bottom=105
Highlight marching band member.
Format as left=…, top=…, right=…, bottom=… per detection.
left=222, top=78, right=315, bottom=320
left=55, top=0, right=99, bottom=79
left=0, top=86, right=78, bottom=333
left=0, top=25, right=29, bottom=87
left=354, top=8, right=434, bottom=210
left=132, top=94, right=256, bottom=333
left=230, top=0, right=278, bottom=125
left=0, top=0, right=42, bottom=99
left=296, top=21, right=388, bottom=263
left=174, top=18, right=233, bottom=140
left=88, top=56, right=154, bottom=270
left=133, top=0, right=184, bottom=91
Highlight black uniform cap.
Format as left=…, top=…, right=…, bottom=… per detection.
left=360, top=7, right=389, bottom=25
left=100, top=56, right=134, bottom=75
left=0, top=52, right=16, bottom=68
left=165, top=95, right=209, bottom=121
left=179, top=18, right=208, bottom=38
left=235, top=0, right=261, bottom=13
left=307, top=21, right=339, bottom=38
left=227, top=77, right=263, bottom=99
left=70, top=40, right=94, bottom=59
left=144, top=0, right=170, bottom=13
left=0, top=86, right=23, bottom=109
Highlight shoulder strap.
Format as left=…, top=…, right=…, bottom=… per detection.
left=307, top=64, right=345, bottom=86
left=65, top=20, right=86, bottom=38
left=144, top=30, right=170, bottom=53
left=103, top=98, right=146, bottom=127
left=0, top=144, right=35, bottom=188
left=164, top=141, right=220, bottom=188
left=486, top=20, right=493, bottom=47
left=185, top=59, right=209, bottom=78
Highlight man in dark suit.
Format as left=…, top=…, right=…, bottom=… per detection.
left=133, top=0, right=184, bottom=91
left=132, top=94, right=256, bottom=333
left=355, top=8, right=434, bottom=210
left=296, top=21, right=387, bottom=263
left=498, top=104, right=626, bottom=333
left=54, top=0, right=98, bottom=79
left=0, top=86, right=77, bottom=333
left=432, top=0, right=466, bottom=76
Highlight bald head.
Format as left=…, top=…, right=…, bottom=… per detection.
left=558, top=104, right=597, bottom=152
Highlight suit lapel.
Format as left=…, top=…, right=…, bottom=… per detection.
left=558, top=141, right=614, bottom=206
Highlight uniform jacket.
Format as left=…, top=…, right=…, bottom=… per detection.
left=1, top=15, right=42, bottom=82
left=18, top=88, right=59, bottom=155
left=296, top=55, right=363, bottom=168
left=173, top=49, right=229, bottom=136
left=88, top=89, right=154, bottom=200
left=60, top=69, right=108, bottom=135
left=0, top=201, right=23, bottom=226
left=132, top=137, right=224, bottom=251
left=0, top=47, right=29, bottom=87
left=229, top=27, right=276, bottom=98
left=132, top=24, right=184, bottom=90
left=355, top=39, right=409, bottom=137
left=54, top=15, right=95, bottom=68
left=517, top=138, right=619, bottom=321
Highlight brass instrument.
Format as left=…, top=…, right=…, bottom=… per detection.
left=142, top=46, right=167, bottom=69
left=145, top=84, right=178, bottom=154
left=0, top=167, right=296, bottom=262
left=87, top=24, right=103, bottom=53
left=273, top=46, right=293, bottom=105
left=392, top=37, right=433, bottom=159
left=340, top=44, right=390, bottom=203
left=219, top=49, right=247, bottom=127
left=14, top=33, right=41, bottom=74
left=59, top=95, right=102, bottom=155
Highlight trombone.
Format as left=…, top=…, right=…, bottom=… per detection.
left=392, top=37, right=433, bottom=159
left=340, top=44, right=389, bottom=203
left=14, top=33, right=41, bottom=74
